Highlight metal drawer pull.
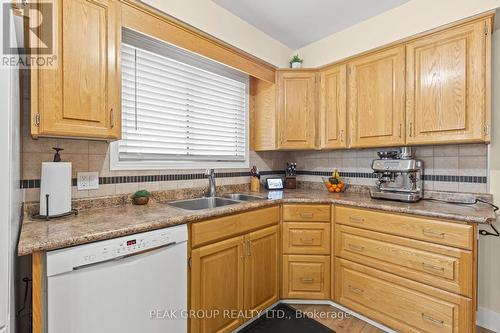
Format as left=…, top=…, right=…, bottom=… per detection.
left=348, top=244, right=365, bottom=252
left=349, top=216, right=365, bottom=223
left=300, top=212, right=314, bottom=218
left=300, top=237, right=315, bottom=243
left=301, top=277, right=314, bottom=284
left=348, top=285, right=364, bottom=294
left=421, top=313, right=444, bottom=325
left=423, top=229, right=445, bottom=238
left=422, top=262, right=445, bottom=272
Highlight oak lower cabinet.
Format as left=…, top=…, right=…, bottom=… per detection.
left=276, top=70, right=317, bottom=149
left=281, top=204, right=332, bottom=300
left=334, top=205, right=477, bottom=333
left=406, top=18, right=491, bottom=145
left=244, top=226, right=280, bottom=313
left=336, top=259, right=473, bottom=333
left=31, top=0, right=121, bottom=140
left=190, top=236, right=245, bottom=333
left=347, top=45, right=406, bottom=148
left=282, top=255, right=330, bottom=300
left=190, top=209, right=279, bottom=333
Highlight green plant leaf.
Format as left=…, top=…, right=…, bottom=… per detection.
left=133, top=189, right=151, bottom=198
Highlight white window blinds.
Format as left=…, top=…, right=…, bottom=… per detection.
left=116, top=30, right=248, bottom=169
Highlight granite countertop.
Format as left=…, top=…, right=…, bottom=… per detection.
left=18, top=189, right=497, bottom=256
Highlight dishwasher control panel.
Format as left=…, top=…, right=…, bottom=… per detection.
left=47, top=224, right=188, bottom=277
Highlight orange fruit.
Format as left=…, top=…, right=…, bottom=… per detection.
left=331, top=184, right=337, bottom=189
left=328, top=187, right=335, bottom=193
left=337, top=183, right=343, bottom=189
left=335, top=187, right=341, bottom=193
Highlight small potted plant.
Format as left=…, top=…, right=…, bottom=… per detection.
left=289, top=54, right=303, bottom=68
left=132, top=189, right=151, bottom=205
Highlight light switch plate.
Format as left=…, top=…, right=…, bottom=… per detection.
left=77, top=172, right=99, bottom=190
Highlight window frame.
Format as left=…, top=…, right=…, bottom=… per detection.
left=110, top=29, right=250, bottom=171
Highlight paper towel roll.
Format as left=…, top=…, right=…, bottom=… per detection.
left=39, top=162, right=72, bottom=216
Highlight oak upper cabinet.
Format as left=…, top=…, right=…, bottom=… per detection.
left=31, top=0, right=121, bottom=140
left=319, top=64, right=347, bottom=149
left=276, top=70, right=317, bottom=149
left=190, top=236, right=245, bottom=333
left=250, top=77, right=277, bottom=151
left=348, top=46, right=406, bottom=148
left=244, top=226, right=279, bottom=314
left=406, top=19, right=491, bottom=144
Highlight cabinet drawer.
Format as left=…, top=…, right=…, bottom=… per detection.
left=283, top=204, right=331, bottom=222
left=335, top=225, right=473, bottom=297
left=283, top=223, right=331, bottom=255
left=335, top=206, right=473, bottom=250
left=282, top=255, right=330, bottom=299
left=336, top=259, right=472, bottom=333
left=191, top=206, right=280, bottom=248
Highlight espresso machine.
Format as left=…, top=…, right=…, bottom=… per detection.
left=370, top=147, right=423, bottom=202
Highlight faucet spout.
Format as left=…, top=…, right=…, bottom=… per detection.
left=205, top=169, right=216, bottom=197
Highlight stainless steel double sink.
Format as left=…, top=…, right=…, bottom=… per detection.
left=168, top=194, right=267, bottom=211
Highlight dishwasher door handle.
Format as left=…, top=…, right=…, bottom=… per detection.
left=72, top=241, right=178, bottom=271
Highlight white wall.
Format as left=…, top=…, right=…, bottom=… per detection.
left=142, top=0, right=292, bottom=67
left=294, top=0, right=500, bottom=67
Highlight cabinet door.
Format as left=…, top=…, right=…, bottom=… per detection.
left=244, top=226, right=279, bottom=314
left=282, top=255, right=331, bottom=300
left=191, top=236, right=245, bottom=333
left=406, top=20, right=490, bottom=144
left=250, top=77, right=277, bottom=151
left=32, top=0, right=121, bottom=139
left=319, top=64, right=347, bottom=149
left=348, top=46, right=405, bottom=148
left=277, top=71, right=317, bottom=149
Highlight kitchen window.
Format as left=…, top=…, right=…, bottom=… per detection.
left=110, top=29, right=249, bottom=170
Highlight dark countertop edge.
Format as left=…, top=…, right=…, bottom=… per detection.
left=17, top=197, right=496, bottom=256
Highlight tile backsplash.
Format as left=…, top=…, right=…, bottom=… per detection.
left=288, top=144, right=488, bottom=194
left=21, top=103, right=489, bottom=200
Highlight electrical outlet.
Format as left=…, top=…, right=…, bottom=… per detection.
left=77, top=172, right=99, bottom=190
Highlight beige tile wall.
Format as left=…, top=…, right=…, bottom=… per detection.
left=289, top=144, right=489, bottom=193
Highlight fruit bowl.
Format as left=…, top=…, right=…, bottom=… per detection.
left=323, top=173, right=348, bottom=193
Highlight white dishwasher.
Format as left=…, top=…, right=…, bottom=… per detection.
left=46, top=224, right=187, bottom=333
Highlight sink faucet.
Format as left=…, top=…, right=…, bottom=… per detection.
left=205, top=168, right=217, bottom=197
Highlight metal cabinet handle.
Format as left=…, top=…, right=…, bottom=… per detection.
left=421, top=313, right=444, bottom=325
left=423, top=229, right=445, bottom=239
left=348, top=285, right=364, bottom=294
left=299, top=237, right=315, bottom=244
left=349, top=216, right=365, bottom=223
left=301, top=277, right=314, bottom=284
left=340, top=130, right=344, bottom=142
left=422, top=262, right=445, bottom=273
left=110, top=108, right=115, bottom=128
left=409, top=122, right=413, bottom=137
left=246, top=240, right=252, bottom=257
left=300, top=212, right=314, bottom=218
left=348, top=244, right=365, bottom=252
left=241, top=241, right=246, bottom=260
left=399, top=123, right=402, bottom=138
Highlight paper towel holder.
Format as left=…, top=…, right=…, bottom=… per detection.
left=32, top=194, right=78, bottom=221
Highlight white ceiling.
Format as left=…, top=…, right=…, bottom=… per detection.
left=212, top=0, right=411, bottom=49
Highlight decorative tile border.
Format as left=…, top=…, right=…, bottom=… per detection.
left=20, top=169, right=487, bottom=189
left=20, top=170, right=285, bottom=189
left=297, top=171, right=487, bottom=184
